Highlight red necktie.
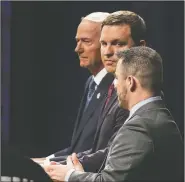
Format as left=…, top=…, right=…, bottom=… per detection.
left=105, top=83, right=114, bottom=107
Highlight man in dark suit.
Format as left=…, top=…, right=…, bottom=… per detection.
left=50, top=98, right=129, bottom=173
left=44, top=33, right=183, bottom=182
left=33, top=12, right=116, bottom=164
left=46, top=11, right=147, bottom=173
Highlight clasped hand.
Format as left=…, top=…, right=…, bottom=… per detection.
left=44, top=153, right=84, bottom=182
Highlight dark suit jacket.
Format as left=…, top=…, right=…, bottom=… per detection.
left=69, top=100, right=184, bottom=182
left=53, top=72, right=114, bottom=157
left=78, top=90, right=129, bottom=172
left=51, top=89, right=129, bottom=173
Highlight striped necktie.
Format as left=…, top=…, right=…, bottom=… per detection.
left=84, top=79, right=97, bottom=110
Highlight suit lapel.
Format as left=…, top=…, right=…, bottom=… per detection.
left=71, top=76, right=92, bottom=139
left=72, top=73, right=114, bottom=147
left=101, top=89, right=117, bottom=121
left=93, top=90, right=117, bottom=145
left=83, top=87, right=106, bottom=121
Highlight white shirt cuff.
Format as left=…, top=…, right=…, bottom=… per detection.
left=64, top=169, right=75, bottom=182
left=46, top=154, right=55, bottom=160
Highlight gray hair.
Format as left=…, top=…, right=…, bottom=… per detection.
left=82, top=12, right=110, bottom=23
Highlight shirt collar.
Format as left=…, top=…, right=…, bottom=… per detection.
left=129, top=96, right=162, bottom=118
left=113, top=78, right=117, bottom=87
left=92, top=68, right=108, bottom=86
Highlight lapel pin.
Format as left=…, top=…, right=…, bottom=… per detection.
left=97, top=93, right=101, bottom=99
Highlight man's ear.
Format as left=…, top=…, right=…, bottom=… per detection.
left=127, top=76, right=136, bottom=92
left=139, top=40, right=146, bottom=46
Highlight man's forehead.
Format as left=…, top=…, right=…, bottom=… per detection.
left=76, top=30, right=99, bottom=39
left=76, top=21, right=100, bottom=36
left=75, top=32, right=99, bottom=40
left=100, top=25, right=131, bottom=40
left=101, top=24, right=131, bottom=32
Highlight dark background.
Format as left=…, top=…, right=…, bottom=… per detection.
left=2, top=1, right=184, bottom=157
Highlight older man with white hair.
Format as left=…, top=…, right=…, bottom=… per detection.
left=32, top=12, right=128, bottom=167
left=40, top=11, right=129, bottom=172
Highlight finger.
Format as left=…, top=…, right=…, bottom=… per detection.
left=44, top=162, right=60, bottom=172
left=51, top=175, right=60, bottom=182
left=47, top=170, right=60, bottom=180
left=44, top=164, right=56, bottom=172
left=71, top=153, right=84, bottom=172
left=50, top=161, right=59, bottom=165
left=72, top=153, right=79, bottom=165
left=47, top=170, right=55, bottom=177
left=67, top=155, right=74, bottom=168
left=48, top=171, right=61, bottom=182
left=43, top=165, right=51, bottom=172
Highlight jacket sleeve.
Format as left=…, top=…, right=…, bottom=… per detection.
left=80, top=147, right=108, bottom=173
left=50, top=149, right=92, bottom=163
left=69, top=118, right=153, bottom=182
left=80, top=106, right=129, bottom=173
left=53, top=147, right=71, bottom=158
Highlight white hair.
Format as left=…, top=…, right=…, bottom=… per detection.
left=83, top=12, right=110, bottom=23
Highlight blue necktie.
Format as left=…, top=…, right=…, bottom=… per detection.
left=84, top=79, right=97, bottom=110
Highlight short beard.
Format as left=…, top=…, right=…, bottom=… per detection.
left=118, top=90, right=127, bottom=109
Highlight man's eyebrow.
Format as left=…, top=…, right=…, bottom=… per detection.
left=112, top=39, right=127, bottom=43
left=100, top=39, right=127, bottom=43
left=75, top=37, right=91, bottom=41
left=112, top=39, right=120, bottom=42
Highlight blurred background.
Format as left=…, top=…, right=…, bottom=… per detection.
left=2, top=1, right=184, bottom=157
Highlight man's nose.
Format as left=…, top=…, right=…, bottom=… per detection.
left=75, top=42, right=83, bottom=53
left=103, top=45, right=114, bottom=57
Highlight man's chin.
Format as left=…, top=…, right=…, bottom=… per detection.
left=118, top=101, right=127, bottom=110
left=118, top=100, right=123, bottom=108
left=105, top=67, right=116, bottom=74
left=80, top=64, right=89, bottom=68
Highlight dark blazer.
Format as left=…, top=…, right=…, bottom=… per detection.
left=53, top=72, right=114, bottom=157
left=51, top=89, right=129, bottom=173
left=69, top=100, right=184, bottom=182
left=78, top=90, right=129, bottom=172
